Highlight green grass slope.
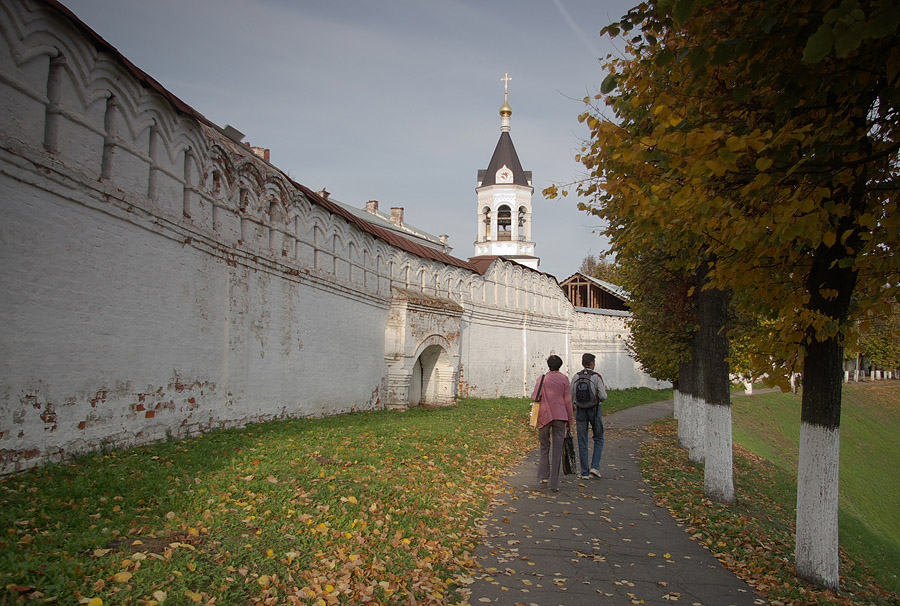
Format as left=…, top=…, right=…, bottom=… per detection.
left=731, top=381, right=900, bottom=593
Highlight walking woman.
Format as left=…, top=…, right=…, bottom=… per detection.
left=531, top=354, right=574, bottom=492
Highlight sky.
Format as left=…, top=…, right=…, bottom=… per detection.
left=62, top=0, right=637, bottom=280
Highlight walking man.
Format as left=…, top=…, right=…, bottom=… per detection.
left=570, top=353, right=607, bottom=479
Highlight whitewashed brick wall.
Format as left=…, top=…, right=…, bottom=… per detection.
left=0, top=0, right=665, bottom=474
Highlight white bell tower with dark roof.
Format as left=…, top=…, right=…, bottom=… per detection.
left=472, top=74, right=539, bottom=270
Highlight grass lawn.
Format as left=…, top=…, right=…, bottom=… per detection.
left=0, top=387, right=667, bottom=605
left=642, top=380, right=900, bottom=605
left=603, top=386, right=673, bottom=416
left=731, top=381, right=900, bottom=594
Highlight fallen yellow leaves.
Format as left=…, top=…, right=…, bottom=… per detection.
left=3, top=400, right=538, bottom=606
left=662, top=592, right=682, bottom=600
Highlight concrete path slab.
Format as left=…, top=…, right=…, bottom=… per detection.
left=466, top=400, right=765, bottom=605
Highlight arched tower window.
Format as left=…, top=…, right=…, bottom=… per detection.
left=518, top=206, right=527, bottom=241
left=482, top=206, right=492, bottom=240
left=497, top=205, right=512, bottom=241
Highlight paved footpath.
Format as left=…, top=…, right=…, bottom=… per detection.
left=465, top=400, right=766, bottom=606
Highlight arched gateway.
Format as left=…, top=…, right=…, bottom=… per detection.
left=408, top=337, right=456, bottom=407
left=384, top=289, right=462, bottom=409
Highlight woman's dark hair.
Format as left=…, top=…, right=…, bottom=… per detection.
left=547, top=355, right=563, bottom=371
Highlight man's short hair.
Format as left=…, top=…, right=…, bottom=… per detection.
left=547, top=355, right=563, bottom=371
left=582, top=353, right=596, bottom=367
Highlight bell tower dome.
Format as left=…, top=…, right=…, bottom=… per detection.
left=473, top=73, right=539, bottom=269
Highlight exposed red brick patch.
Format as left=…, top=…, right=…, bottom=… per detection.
left=90, top=390, right=108, bottom=407
left=145, top=411, right=155, bottom=419
left=40, top=409, right=57, bottom=424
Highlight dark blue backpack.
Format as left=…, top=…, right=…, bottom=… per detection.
left=573, top=371, right=596, bottom=408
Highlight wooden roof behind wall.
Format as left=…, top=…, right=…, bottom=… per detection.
left=559, top=273, right=630, bottom=312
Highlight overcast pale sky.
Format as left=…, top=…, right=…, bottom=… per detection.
left=62, top=0, right=637, bottom=279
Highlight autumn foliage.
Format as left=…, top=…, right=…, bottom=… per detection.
left=547, top=0, right=899, bottom=589
left=551, top=0, right=899, bottom=385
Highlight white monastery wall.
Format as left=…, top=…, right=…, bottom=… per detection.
left=459, top=262, right=571, bottom=398
left=0, top=0, right=664, bottom=474
left=571, top=310, right=670, bottom=390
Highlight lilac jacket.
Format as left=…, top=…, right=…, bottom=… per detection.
left=531, top=371, right=575, bottom=429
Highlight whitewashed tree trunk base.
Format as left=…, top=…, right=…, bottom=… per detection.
left=796, top=422, right=840, bottom=590
left=704, top=402, right=734, bottom=503
left=688, top=395, right=706, bottom=464
left=677, top=392, right=691, bottom=450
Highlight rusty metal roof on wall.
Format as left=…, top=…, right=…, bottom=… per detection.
left=42, top=0, right=479, bottom=275
left=468, top=256, right=560, bottom=281
left=289, top=181, right=478, bottom=272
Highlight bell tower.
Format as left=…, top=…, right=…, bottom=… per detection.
left=473, top=74, right=539, bottom=269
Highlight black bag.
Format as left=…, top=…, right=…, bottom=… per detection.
left=562, top=431, right=576, bottom=475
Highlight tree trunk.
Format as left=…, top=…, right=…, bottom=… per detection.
left=676, top=362, right=690, bottom=449
left=687, top=325, right=706, bottom=464
left=699, top=285, right=733, bottom=504
left=796, top=336, right=842, bottom=589
left=673, top=379, right=681, bottom=420
left=795, top=232, right=859, bottom=589
left=677, top=358, right=704, bottom=463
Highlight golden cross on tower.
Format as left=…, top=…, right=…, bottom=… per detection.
left=501, top=72, right=512, bottom=102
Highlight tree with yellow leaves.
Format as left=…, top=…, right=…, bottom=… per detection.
left=550, top=0, right=899, bottom=589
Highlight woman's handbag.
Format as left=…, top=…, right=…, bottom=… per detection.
left=528, top=375, right=545, bottom=428
left=562, top=430, right=576, bottom=475
left=529, top=402, right=540, bottom=428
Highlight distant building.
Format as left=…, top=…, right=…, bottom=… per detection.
left=560, top=273, right=630, bottom=313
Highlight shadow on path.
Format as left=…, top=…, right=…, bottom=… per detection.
left=464, top=400, right=765, bottom=606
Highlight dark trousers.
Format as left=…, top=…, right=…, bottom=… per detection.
left=538, top=419, right=566, bottom=490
